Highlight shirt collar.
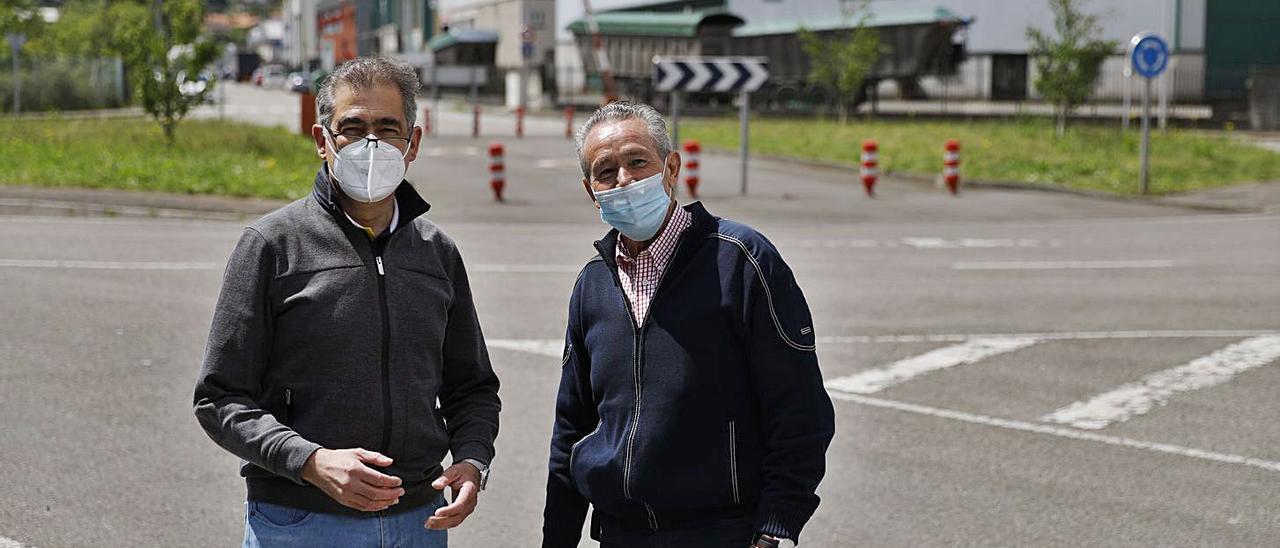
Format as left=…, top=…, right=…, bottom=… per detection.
left=615, top=203, right=692, bottom=265
left=343, top=198, right=399, bottom=238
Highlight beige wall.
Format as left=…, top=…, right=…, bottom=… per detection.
left=441, top=0, right=556, bottom=70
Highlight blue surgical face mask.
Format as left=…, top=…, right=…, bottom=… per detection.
left=594, top=169, right=673, bottom=241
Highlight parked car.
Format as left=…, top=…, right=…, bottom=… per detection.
left=254, top=64, right=286, bottom=88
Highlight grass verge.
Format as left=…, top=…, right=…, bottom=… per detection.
left=0, top=117, right=321, bottom=200
left=680, top=117, right=1280, bottom=195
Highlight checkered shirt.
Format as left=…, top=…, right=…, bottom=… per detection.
left=615, top=204, right=692, bottom=325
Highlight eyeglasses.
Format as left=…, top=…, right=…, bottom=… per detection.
left=326, top=126, right=412, bottom=151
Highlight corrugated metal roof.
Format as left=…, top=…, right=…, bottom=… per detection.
left=734, top=7, right=967, bottom=37
left=566, top=8, right=743, bottom=38
left=428, top=29, right=500, bottom=52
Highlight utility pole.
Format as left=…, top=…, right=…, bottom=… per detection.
left=580, top=0, right=617, bottom=103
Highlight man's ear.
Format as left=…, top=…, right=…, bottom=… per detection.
left=582, top=178, right=600, bottom=210
left=312, top=124, right=328, bottom=161
left=664, top=152, right=682, bottom=192
left=404, top=125, right=423, bottom=163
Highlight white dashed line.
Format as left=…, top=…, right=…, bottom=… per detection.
left=951, top=260, right=1175, bottom=270
left=0, top=535, right=30, bottom=548
left=0, top=259, right=220, bottom=270
left=1042, top=336, right=1280, bottom=430
left=824, top=337, right=1041, bottom=394
left=469, top=264, right=582, bottom=273
left=816, top=330, right=1280, bottom=344
left=828, top=390, right=1280, bottom=474
left=488, top=339, right=563, bottom=357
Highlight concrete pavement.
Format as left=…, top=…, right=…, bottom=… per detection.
left=1, top=84, right=1279, bottom=548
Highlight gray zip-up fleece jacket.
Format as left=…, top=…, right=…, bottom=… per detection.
left=194, top=167, right=501, bottom=515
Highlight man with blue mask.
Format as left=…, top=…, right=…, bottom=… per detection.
left=195, top=57, right=500, bottom=547
left=543, top=102, right=835, bottom=548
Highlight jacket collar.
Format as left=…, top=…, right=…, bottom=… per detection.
left=310, top=163, right=431, bottom=224
left=594, top=201, right=717, bottom=269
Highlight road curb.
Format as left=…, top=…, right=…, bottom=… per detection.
left=700, top=147, right=1275, bottom=214
left=0, top=185, right=287, bottom=222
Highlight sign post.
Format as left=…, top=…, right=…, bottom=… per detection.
left=1129, top=33, right=1169, bottom=195
left=654, top=56, right=768, bottom=196
left=6, top=32, right=26, bottom=115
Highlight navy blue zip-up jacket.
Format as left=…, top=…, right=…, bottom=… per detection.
left=543, top=202, right=835, bottom=545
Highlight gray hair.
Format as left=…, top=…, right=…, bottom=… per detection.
left=317, top=56, right=420, bottom=132
left=575, top=101, right=673, bottom=177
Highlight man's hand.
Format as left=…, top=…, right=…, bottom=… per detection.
left=301, top=448, right=405, bottom=512
left=424, top=462, right=481, bottom=530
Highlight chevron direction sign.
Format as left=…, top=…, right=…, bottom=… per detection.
left=653, top=57, right=769, bottom=93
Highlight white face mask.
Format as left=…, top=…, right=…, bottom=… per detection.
left=324, top=130, right=410, bottom=203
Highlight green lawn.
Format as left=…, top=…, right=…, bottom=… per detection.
left=680, top=117, right=1280, bottom=195
left=0, top=117, right=321, bottom=200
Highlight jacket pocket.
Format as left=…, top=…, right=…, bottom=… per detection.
left=728, top=420, right=740, bottom=504
left=569, top=421, right=603, bottom=489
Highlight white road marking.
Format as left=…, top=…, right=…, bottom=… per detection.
left=816, top=329, right=1280, bottom=344
left=469, top=264, right=582, bottom=273
left=0, top=259, right=220, bottom=270
left=828, top=391, right=1280, bottom=473
left=824, top=337, right=1040, bottom=394
left=902, top=237, right=1056, bottom=249
left=0, top=535, right=30, bottom=548
left=493, top=331, right=1280, bottom=472
left=487, top=339, right=563, bottom=357
left=952, top=260, right=1175, bottom=270
left=1042, top=336, right=1280, bottom=430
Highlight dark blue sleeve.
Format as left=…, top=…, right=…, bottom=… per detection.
left=743, top=243, right=835, bottom=543
left=542, top=290, right=596, bottom=547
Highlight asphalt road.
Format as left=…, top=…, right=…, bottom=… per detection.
left=2, top=86, right=1279, bottom=547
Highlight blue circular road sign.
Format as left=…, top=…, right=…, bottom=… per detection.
left=1130, top=33, right=1169, bottom=79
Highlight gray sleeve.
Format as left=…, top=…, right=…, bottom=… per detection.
left=193, top=228, right=321, bottom=484
left=439, top=245, right=502, bottom=465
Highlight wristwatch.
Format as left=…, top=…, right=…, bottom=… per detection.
left=459, top=458, right=490, bottom=491
left=753, top=534, right=797, bottom=548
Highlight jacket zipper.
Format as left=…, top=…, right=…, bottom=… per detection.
left=374, top=254, right=393, bottom=455
left=600, top=234, right=687, bottom=531
left=283, top=387, right=294, bottom=424
left=729, top=420, right=740, bottom=504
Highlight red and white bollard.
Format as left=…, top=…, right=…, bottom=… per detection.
left=860, top=139, right=879, bottom=197
left=422, top=105, right=432, bottom=137
left=489, top=142, right=505, bottom=202
left=564, top=106, right=575, bottom=140
left=683, top=140, right=701, bottom=199
left=472, top=105, right=481, bottom=138
left=515, top=106, right=525, bottom=139
left=943, top=139, right=961, bottom=195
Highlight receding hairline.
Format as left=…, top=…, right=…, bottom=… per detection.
left=327, top=81, right=410, bottom=128
left=581, top=116, right=664, bottom=158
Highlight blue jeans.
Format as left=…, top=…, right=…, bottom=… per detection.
left=242, top=495, right=448, bottom=548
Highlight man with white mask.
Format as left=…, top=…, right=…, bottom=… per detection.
left=542, top=102, right=835, bottom=548
left=195, top=57, right=500, bottom=548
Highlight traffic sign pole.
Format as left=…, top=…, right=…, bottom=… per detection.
left=1140, top=77, right=1152, bottom=194
left=670, top=91, right=680, bottom=152
left=739, top=90, right=750, bottom=196
left=1129, top=33, right=1169, bottom=195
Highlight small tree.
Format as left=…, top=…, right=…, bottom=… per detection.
left=118, top=0, right=220, bottom=144
left=1026, top=0, right=1116, bottom=137
left=799, top=0, right=883, bottom=124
